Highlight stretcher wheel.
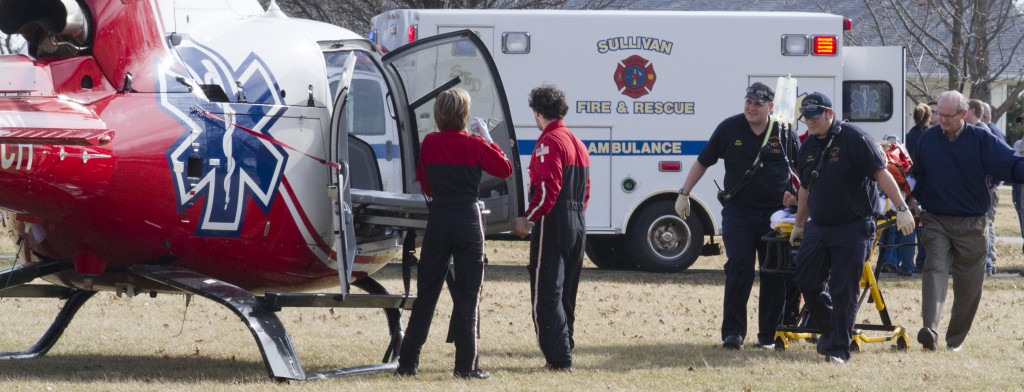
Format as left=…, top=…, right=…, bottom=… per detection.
left=895, top=334, right=909, bottom=350
left=773, top=336, right=786, bottom=351
left=849, top=338, right=863, bottom=353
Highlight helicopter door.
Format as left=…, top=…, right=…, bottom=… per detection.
left=382, top=29, right=524, bottom=234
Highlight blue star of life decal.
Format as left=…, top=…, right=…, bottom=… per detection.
left=158, top=36, right=288, bottom=237
left=850, top=85, right=881, bottom=119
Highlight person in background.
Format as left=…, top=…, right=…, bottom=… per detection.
left=928, top=101, right=940, bottom=128
left=905, top=103, right=932, bottom=273
left=910, top=91, right=1024, bottom=352
left=397, top=88, right=512, bottom=379
left=1014, top=115, right=1024, bottom=276
left=878, top=137, right=916, bottom=276
left=676, top=82, right=799, bottom=350
left=511, top=84, right=590, bottom=372
left=968, top=99, right=1004, bottom=276
left=982, top=102, right=1005, bottom=144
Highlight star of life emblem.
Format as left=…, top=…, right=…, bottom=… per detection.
left=159, top=36, right=288, bottom=237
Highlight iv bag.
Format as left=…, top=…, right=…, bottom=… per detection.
left=772, top=76, right=798, bottom=130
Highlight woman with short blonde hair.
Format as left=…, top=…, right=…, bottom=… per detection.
left=433, top=88, right=471, bottom=131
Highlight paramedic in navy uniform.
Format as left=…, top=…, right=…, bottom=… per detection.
left=788, top=92, right=914, bottom=363
left=511, top=85, right=591, bottom=372
left=675, top=82, right=798, bottom=350
left=396, top=88, right=512, bottom=379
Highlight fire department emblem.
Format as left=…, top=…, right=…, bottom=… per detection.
left=829, top=147, right=841, bottom=162
left=614, top=55, right=657, bottom=99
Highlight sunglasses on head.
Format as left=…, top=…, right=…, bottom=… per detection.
left=800, top=103, right=831, bottom=113
left=745, top=87, right=774, bottom=102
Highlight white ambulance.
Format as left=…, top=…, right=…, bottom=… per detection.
left=370, top=10, right=905, bottom=272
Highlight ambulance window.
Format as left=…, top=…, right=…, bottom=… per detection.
left=452, top=41, right=478, bottom=57
left=452, top=31, right=482, bottom=57
left=842, top=81, right=893, bottom=122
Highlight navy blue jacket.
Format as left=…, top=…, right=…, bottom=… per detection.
left=698, top=114, right=798, bottom=210
left=910, top=123, right=1024, bottom=216
left=796, top=120, right=884, bottom=225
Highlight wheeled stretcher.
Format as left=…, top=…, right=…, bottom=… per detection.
left=762, top=214, right=911, bottom=352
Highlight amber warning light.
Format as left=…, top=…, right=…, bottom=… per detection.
left=812, top=35, right=837, bottom=56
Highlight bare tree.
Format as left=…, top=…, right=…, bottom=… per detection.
left=265, top=0, right=631, bottom=36
left=845, top=0, right=1024, bottom=121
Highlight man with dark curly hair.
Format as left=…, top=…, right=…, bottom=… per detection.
left=512, top=84, right=590, bottom=371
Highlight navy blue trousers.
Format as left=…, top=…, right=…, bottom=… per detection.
left=794, top=218, right=874, bottom=360
left=528, top=207, right=585, bottom=367
left=721, top=204, right=798, bottom=344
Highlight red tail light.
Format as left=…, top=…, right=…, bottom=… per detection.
left=659, top=161, right=682, bottom=172
left=408, top=25, right=418, bottom=43
left=811, top=35, right=837, bottom=56
left=843, top=18, right=853, bottom=31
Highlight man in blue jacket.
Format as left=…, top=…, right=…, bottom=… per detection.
left=909, top=90, right=1024, bottom=352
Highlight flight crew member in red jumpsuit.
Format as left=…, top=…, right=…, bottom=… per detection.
left=512, top=85, right=591, bottom=372
left=396, top=88, right=512, bottom=379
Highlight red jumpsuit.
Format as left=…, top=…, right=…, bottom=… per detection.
left=399, top=129, right=511, bottom=373
left=524, top=119, right=590, bottom=368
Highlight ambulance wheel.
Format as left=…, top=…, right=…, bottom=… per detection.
left=585, top=235, right=637, bottom=270
left=628, top=199, right=704, bottom=273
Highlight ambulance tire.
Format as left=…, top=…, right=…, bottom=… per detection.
left=584, top=235, right=637, bottom=270
left=628, top=200, right=704, bottom=273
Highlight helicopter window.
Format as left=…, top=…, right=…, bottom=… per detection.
left=186, top=156, right=204, bottom=179
left=324, top=50, right=389, bottom=136
left=199, top=84, right=230, bottom=103
left=347, top=79, right=386, bottom=136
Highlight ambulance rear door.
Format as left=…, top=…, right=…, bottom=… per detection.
left=842, top=46, right=907, bottom=141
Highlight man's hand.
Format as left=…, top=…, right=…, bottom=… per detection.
left=674, top=193, right=690, bottom=218
left=469, top=117, right=493, bottom=143
left=908, top=198, right=921, bottom=220
left=789, top=226, right=804, bottom=247
left=511, top=217, right=531, bottom=238
left=896, top=208, right=915, bottom=235
left=782, top=191, right=797, bottom=207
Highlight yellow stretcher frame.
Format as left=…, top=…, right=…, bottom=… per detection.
left=769, top=214, right=911, bottom=352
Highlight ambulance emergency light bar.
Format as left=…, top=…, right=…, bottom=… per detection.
left=781, top=34, right=838, bottom=56
left=781, top=17, right=850, bottom=56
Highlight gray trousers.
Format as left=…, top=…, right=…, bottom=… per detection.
left=919, top=212, right=988, bottom=348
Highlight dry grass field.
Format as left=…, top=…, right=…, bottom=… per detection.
left=0, top=187, right=1023, bottom=391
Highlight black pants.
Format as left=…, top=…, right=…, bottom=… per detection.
left=721, top=204, right=798, bottom=344
left=398, top=203, right=485, bottom=372
left=528, top=207, right=585, bottom=367
left=793, top=218, right=874, bottom=361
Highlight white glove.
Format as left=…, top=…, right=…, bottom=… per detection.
left=469, top=117, right=492, bottom=143
left=789, top=226, right=804, bottom=247
left=896, top=208, right=915, bottom=236
left=675, top=193, right=690, bottom=218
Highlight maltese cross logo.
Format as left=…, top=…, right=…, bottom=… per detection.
left=614, top=55, right=657, bottom=99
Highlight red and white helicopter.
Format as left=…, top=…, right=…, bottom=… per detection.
left=0, top=0, right=523, bottom=381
